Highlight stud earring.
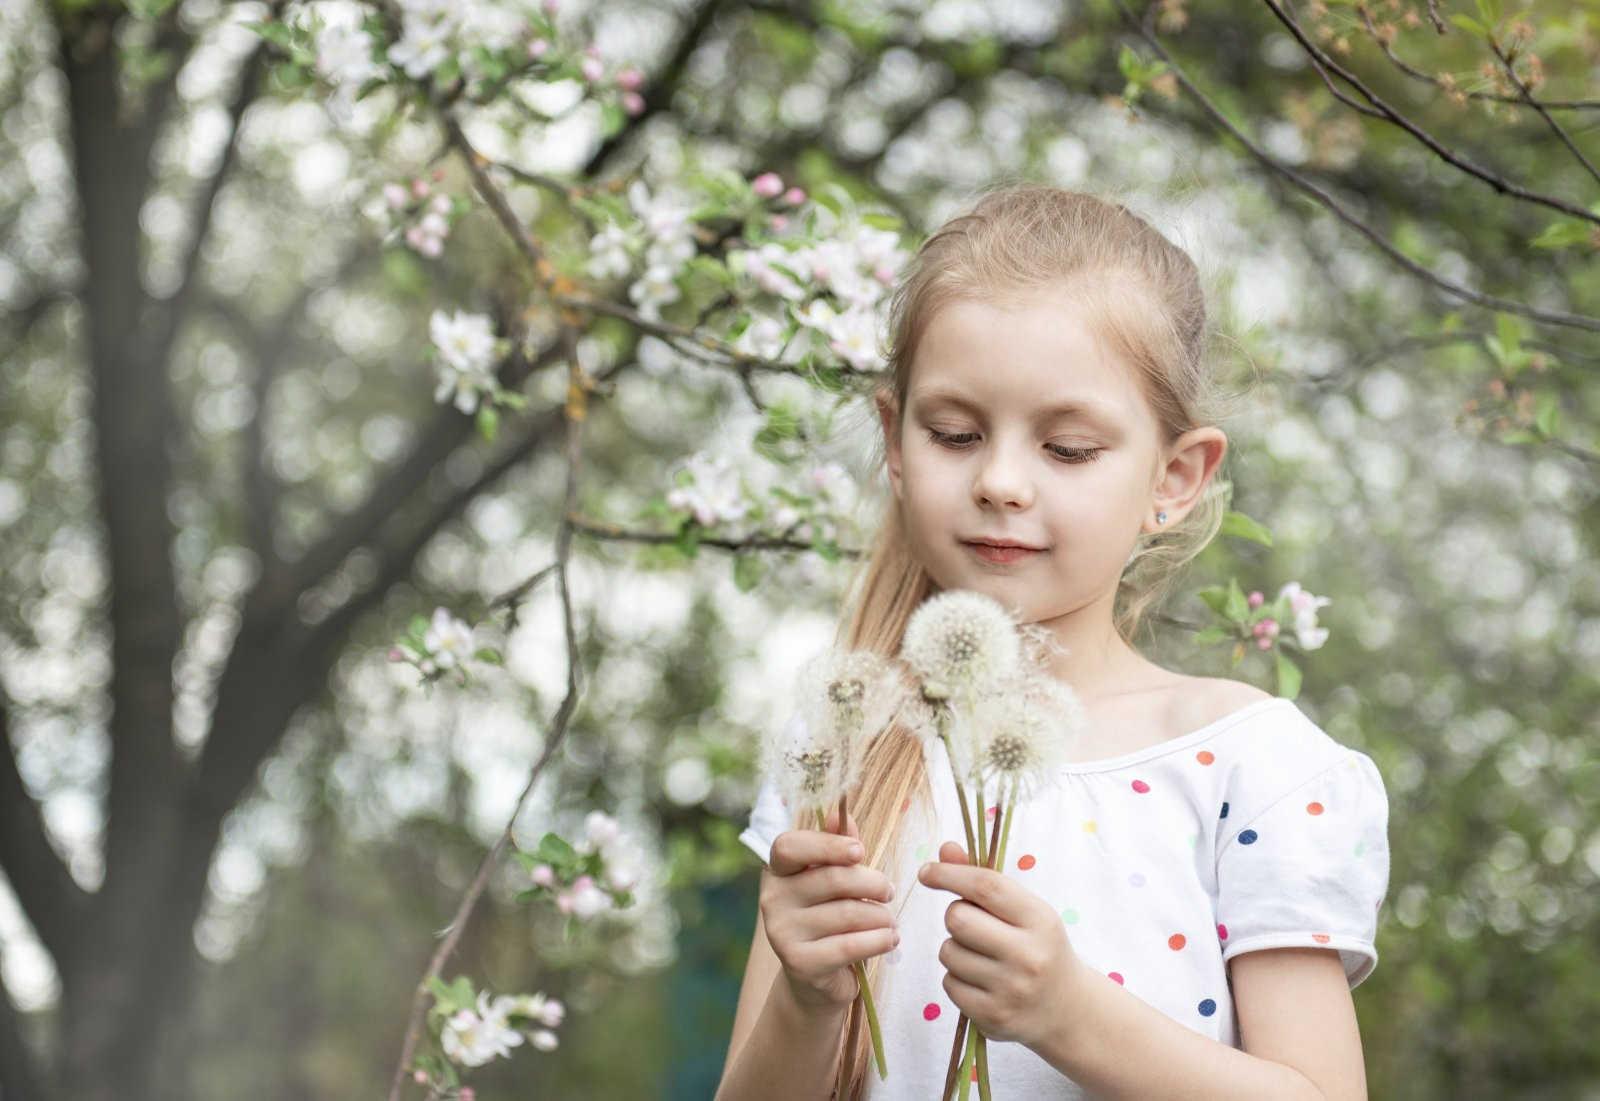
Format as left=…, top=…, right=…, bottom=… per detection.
left=1155, top=511, right=1168, bottom=524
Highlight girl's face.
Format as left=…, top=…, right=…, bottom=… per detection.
left=878, top=286, right=1220, bottom=630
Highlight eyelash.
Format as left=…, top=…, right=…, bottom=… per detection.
left=925, top=428, right=1103, bottom=464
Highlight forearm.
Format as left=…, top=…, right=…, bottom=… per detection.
left=1030, top=964, right=1324, bottom=1100
left=716, top=976, right=849, bottom=1101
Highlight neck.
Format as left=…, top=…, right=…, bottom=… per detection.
left=1028, top=589, right=1162, bottom=703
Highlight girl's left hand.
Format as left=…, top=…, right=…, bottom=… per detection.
left=917, top=839, right=1086, bottom=1048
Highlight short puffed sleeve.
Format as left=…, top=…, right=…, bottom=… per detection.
left=737, top=709, right=802, bottom=866
left=1215, top=749, right=1390, bottom=988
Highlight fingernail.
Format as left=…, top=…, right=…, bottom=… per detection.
left=849, top=843, right=864, bottom=860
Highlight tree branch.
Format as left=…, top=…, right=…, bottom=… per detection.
left=0, top=682, right=88, bottom=968
left=1112, top=0, right=1600, bottom=334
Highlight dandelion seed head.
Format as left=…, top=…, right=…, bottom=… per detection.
left=900, top=590, right=1023, bottom=698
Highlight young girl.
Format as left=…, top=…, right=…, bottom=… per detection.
left=715, top=183, right=1390, bottom=1100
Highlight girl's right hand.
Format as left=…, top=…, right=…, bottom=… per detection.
left=760, top=804, right=899, bottom=1014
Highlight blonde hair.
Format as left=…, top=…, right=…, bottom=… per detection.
left=816, top=180, right=1252, bottom=1098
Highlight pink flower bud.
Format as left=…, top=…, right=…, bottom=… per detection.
left=405, top=225, right=427, bottom=249
left=542, top=0, right=558, bottom=13
left=429, top=193, right=451, bottom=216
left=581, top=56, right=604, bottom=82
left=528, top=37, right=550, bottom=58
left=387, top=647, right=406, bottom=663
left=751, top=172, right=784, bottom=199
left=411, top=178, right=431, bottom=199
left=531, top=863, right=556, bottom=887
left=1247, top=590, right=1264, bottom=607
left=621, top=91, right=645, bottom=116
left=781, top=186, right=806, bottom=205
left=431, top=166, right=445, bottom=182
left=615, top=67, right=643, bottom=91
left=556, top=891, right=574, bottom=914
left=1256, top=636, right=1273, bottom=650
left=417, top=234, right=443, bottom=259
left=459, top=1089, right=476, bottom=1101
left=873, top=262, right=896, bottom=285
left=413, top=1069, right=428, bottom=1084
left=383, top=183, right=408, bottom=210
left=811, top=261, right=829, bottom=282
left=770, top=214, right=789, bottom=231
left=573, top=874, right=594, bottom=892
left=1262, top=618, right=1279, bottom=637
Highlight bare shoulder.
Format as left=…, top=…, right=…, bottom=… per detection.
left=1169, top=676, right=1276, bottom=731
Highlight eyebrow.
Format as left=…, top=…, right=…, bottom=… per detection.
left=910, top=386, right=1123, bottom=428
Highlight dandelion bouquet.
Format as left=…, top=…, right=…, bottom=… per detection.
left=760, top=647, right=904, bottom=1082
left=896, top=590, right=1087, bottom=1101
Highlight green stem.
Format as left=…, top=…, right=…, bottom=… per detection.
left=852, top=959, right=888, bottom=1078
left=957, top=1018, right=978, bottom=1101
left=995, top=777, right=1017, bottom=871
left=972, top=782, right=988, bottom=867
left=975, top=1027, right=993, bottom=1101
left=940, top=726, right=979, bottom=858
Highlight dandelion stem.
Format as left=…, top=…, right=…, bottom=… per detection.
left=985, top=784, right=1004, bottom=870
left=854, top=958, right=888, bottom=1078
left=941, top=1013, right=970, bottom=1100
left=975, top=1021, right=993, bottom=1101
left=957, top=1019, right=978, bottom=1101
left=973, top=782, right=988, bottom=867
left=996, top=777, right=1017, bottom=871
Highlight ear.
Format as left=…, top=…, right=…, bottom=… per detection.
left=1148, top=427, right=1227, bottom=531
left=876, top=390, right=904, bottom=501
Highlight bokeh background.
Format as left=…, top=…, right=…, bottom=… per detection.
left=3, top=0, right=1598, bottom=1098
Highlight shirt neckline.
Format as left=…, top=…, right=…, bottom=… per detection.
left=1054, top=695, right=1296, bottom=774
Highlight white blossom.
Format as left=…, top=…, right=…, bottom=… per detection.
left=314, top=23, right=382, bottom=87
left=422, top=607, right=475, bottom=669
left=1279, top=581, right=1331, bottom=650
left=628, top=263, right=682, bottom=321
left=586, top=223, right=635, bottom=280
left=664, top=452, right=748, bottom=526
left=388, top=15, right=457, bottom=79
left=440, top=991, right=524, bottom=1068
left=430, top=309, right=498, bottom=373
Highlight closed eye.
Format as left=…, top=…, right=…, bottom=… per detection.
left=925, top=428, right=1102, bottom=465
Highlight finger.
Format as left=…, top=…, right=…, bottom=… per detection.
left=938, top=840, right=970, bottom=866
left=807, top=925, right=900, bottom=970
left=769, top=828, right=864, bottom=877
left=917, top=855, right=1028, bottom=927
left=938, top=934, right=1005, bottom=991
left=800, top=897, right=896, bottom=940
left=942, top=899, right=1018, bottom=958
left=792, top=863, right=896, bottom=908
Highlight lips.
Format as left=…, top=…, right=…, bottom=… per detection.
left=963, top=538, right=1045, bottom=551
left=963, top=538, right=1045, bottom=565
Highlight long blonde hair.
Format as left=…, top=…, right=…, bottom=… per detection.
left=815, top=180, right=1248, bottom=1098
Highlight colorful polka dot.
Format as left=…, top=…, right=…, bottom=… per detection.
left=1196, top=750, right=1215, bottom=766
left=1083, top=819, right=1098, bottom=834
left=1017, top=854, right=1037, bottom=871
left=1168, top=933, right=1187, bottom=951
left=1061, top=907, right=1080, bottom=925
left=1238, top=829, right=1258, bottom=845
left=1108, top=971, right=1125, bottom=985
left=915, top=843, right=930, bottom=862
left=1354, top=840, right=1367, bottom=857
left=986, top=805, right=997, bottom=820
left=1188, top=833, right=1200, bottom=850
left=972, top=1063, right=979, bottom=1083
left=1220, top=801, right=1229, bottom=819
left=1312, top=933, right=1331, bottom=944
left=1307, top=801, right=1324, bottom=816
left=1131, top=779, right=1151, bottom=794
left=923, top=1002, right=941, bottom=1021
left=1128, top=872, right=1146, bottom=888
left=1198, top=998, right=1217, bottom=1017
left=1217, top=923, right=1228, bottom=941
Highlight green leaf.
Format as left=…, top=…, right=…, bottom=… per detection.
left=732, top=554, right=767, bottom=592
left=1530, top=219, right=1591, bottom=250
left=426, top=975, right=475, bottom=1014
left=1223, top=577, right=1250, bottom=623
left=1534, top=391, right=1560, bottom=437
left=1219, top=510, right=1273, bottom=547
left=476, top=405, right=498, bottom=441
left=473, top=647, right=503, bottom=664
left=1449, top=13, right=1486, bottom=36
left=1192, top=625, right=1234, bottom=645
left=1274, top=651, right=1302, bottom=699
left=534, top=832, right=578, bottom=865
left=1194, top=584, right=1230, bottom=617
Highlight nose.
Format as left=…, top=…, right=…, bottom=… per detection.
left=971, top=438, right=1034, bottom=511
